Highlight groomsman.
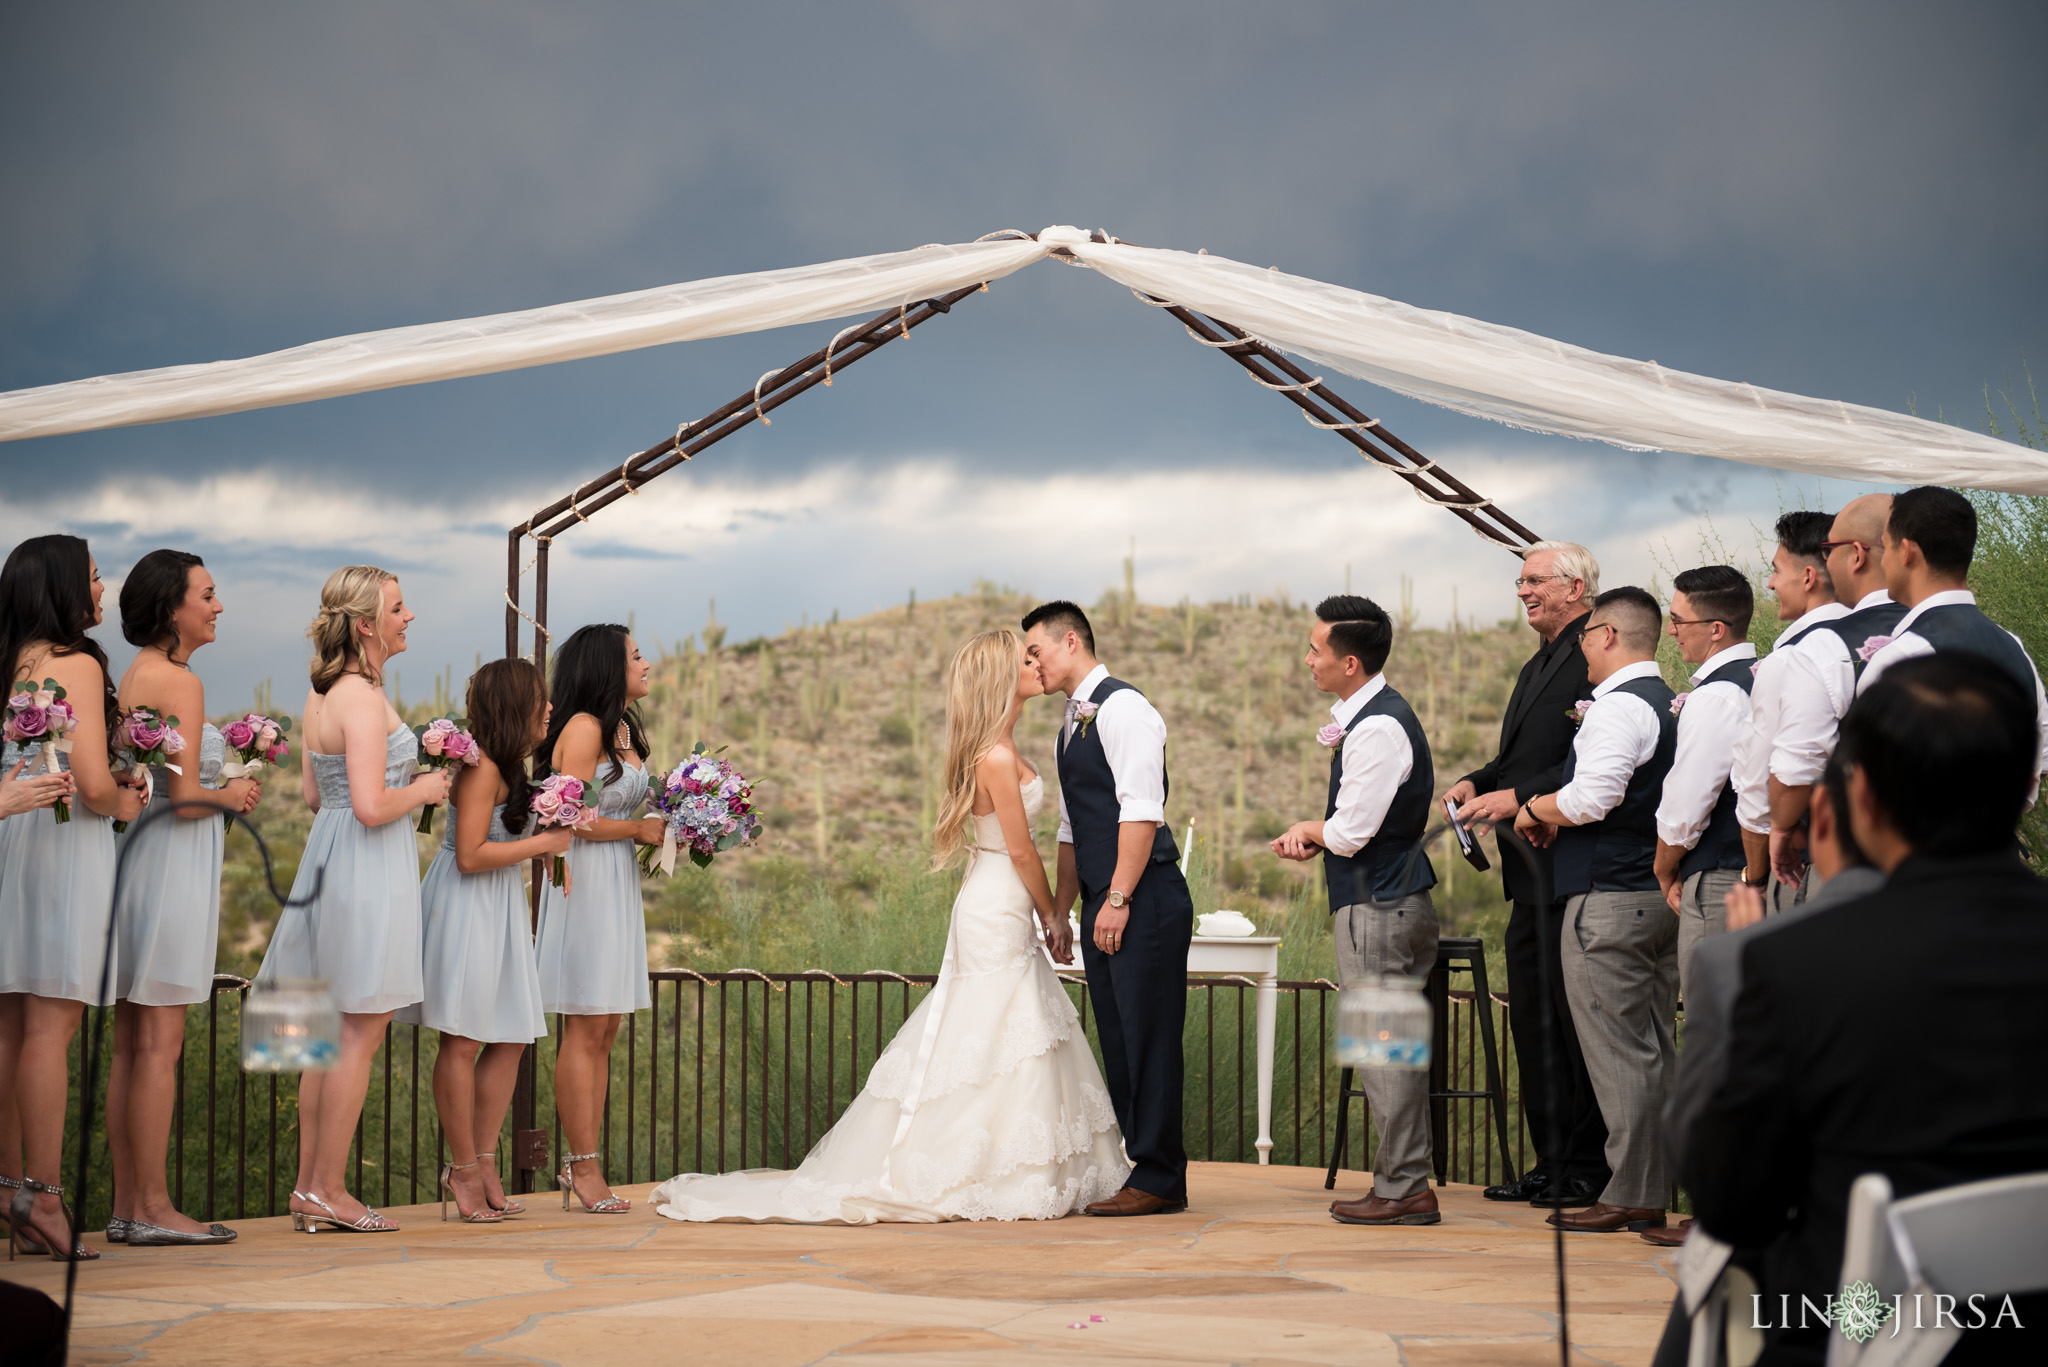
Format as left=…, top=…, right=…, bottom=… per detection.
left=1860, top=485, right=2048, bottom=789
left=1446, top=540, right=1607, bottom=1210
left=1270, top=595, right=1440, bottom=1227
left=1650, top=565, right=1755, bottom=1004
left=1729, top=513, right=1846, bottom=915
left=1515, top=587, right=1678, bottom=1235
left=1766, top=493, right=1903, bottom=890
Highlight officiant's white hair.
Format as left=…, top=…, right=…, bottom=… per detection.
left=932, top=628, right=1024, bottom=869
left=1522, top=540, right=1600, bottom=598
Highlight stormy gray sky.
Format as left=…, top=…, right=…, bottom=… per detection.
left=3, top=1, right=2043, bottom=703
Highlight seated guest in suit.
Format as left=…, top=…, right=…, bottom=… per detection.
left=1767, top=494, right=1902, bottom=891
left=1270, top=595, right=1440, bottom=1227
left=1686, top=656, right=2048, bottom=1366
left=1516, top=587, right=1679, bottom=1235
left=1446, top=540, right=1607, bottom=1209
left=1652, top=565, right=1757, bottom=1004
left=1730, top=513, right=1847, bottom=916
left=1861, top=484, right=2048, bottom=794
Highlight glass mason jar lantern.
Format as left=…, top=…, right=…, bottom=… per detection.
left=1336, top=974, right=1431, bottom=1070
left=240, top=977, right=341, bottom=1072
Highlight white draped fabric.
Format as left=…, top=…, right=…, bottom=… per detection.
left=3, top=224, right=2043, bottom=494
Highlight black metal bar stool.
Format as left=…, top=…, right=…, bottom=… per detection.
left=1324, top=936, right=1513, bottom=1191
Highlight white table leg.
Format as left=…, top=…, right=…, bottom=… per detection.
left=1254, top=970, right=1277, bottom=1164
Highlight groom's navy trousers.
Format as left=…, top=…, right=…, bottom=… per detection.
left=1060, top=676, right=1193, bottom=1204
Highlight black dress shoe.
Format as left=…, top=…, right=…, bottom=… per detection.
left=1483, top=1171, right=1552, bottom=1202
left=1528, top=1176, right=1600, bottom=1208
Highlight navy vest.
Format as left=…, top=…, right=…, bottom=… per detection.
left=1678, top=653, right=1757, bottom=879
left=1055, top=678, right=1180, bottom=899
left=1907, top=604, right=2040, bottom=705
left=1823, top=598, right=1909, bottom=682
left=1322, top=683, right=1437, bottom=908
left=1552, top=674, right=1679, bottom=897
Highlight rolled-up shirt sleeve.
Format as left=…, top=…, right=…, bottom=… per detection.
left=1321, top=717, right=1412, bottom=857
left=1769, top=641, right=1850, bottom=789
left=1554, top=693, right=1659, bottom=827
left=1655, top=683, right=1750, bottom=849
left=1098, top=689, right=1168, bottom=826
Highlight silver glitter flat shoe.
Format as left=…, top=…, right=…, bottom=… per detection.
left=124, top=1219, right=238, bottom=1246
left=104, top=1215, right=131, bottom=1243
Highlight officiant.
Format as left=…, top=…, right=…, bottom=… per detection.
left=1271, top=594, right=1441, bottom=1227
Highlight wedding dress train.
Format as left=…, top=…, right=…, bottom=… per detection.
left=651, top=774, right=1129, bottom=1223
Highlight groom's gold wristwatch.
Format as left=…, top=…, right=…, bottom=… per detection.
left=1106, top=889, right=1131, bottom=910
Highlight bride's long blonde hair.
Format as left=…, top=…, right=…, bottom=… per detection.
left=932, top=628, right=1023, bottom=869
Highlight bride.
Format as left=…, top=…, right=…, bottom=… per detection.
left=651, top=629, right=1129, bottom=1223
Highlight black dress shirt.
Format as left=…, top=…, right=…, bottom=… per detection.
left=1462, top=613, right=1592, bottom=903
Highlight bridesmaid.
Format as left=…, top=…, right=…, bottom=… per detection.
left=107, top=550, right=262, bottom=1247
left=0, top=534, right=146, bottom=1261
left=533, top=624, right=662, bottom=1214
left=257, top=565, right=451, bottom=1235
left=396, top=659, right=569, bottom=1222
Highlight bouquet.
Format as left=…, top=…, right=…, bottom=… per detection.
left=530, top=773, right=597, bottom=887
left=411, top=716, right=479, bottom=832
left=113, top=705, right=187, bottom=831
left=640, top=742, right=760, bottom=875
left=220, top=712, right=293, bottom=830
left=5, top=680, right=81, bottom=823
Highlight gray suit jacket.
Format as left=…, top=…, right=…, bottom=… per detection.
left=1663, top=865, right=1887, bottom=1173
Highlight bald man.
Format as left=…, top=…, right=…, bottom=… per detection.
left=1765, top=494, right=1905, bottom=896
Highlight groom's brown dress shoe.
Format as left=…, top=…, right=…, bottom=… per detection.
left=1083, top=1186, right=1187, bottom=1217
left=1330, top=1188, right=1440, bottom=1226
left=1546, top=1202, right=1665, bottom=1233
left=1638, top=1218, right=1693, bottom=1247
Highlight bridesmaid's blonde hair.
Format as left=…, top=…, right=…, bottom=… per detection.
left=932, top=629, right=1022, bottom=869
left=308, top=564, right=397, bottom=694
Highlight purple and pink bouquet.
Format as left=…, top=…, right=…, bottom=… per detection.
left=220, top=711, right=293, bottom=830
left=411, top=716, right=479, bottom=832
left=5, top=680, right=80, bottom=822
left=640, top=742, right=760, bottom=876
left=531, top=773, right=597, bottom=887
left=113, top=705, right=187, bottom=831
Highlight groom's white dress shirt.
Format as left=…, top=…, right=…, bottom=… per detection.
left=1554, top=660, right=1666, bottom=828
left=1770, top=588, right=1895, bottom=790
left=1055, top=663, right=1168, bottom=845
left=1654, top=641, right=1755, bottom=852
left=1730, top=600, right=1847, bottom=836
left=1320, top=675, right=1414, bottom=858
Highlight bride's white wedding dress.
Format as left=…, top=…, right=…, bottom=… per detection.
left=651, top=773, right=1129, bottom=1223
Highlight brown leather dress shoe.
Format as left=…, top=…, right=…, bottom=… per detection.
left=1331, top=1188, right=1441, bottom=1226
left=1546, top=1202, right=1665, bottom=1233
left=1638, top=1217, right=1693, bottom=1247
left=1083, top=1186, right=1187, bottom=1217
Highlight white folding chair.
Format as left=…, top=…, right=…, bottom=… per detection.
left=1827, top=1169, right=2048, bottom=1367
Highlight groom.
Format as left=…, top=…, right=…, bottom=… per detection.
left=1024, top=600, right=1193, bottom=1216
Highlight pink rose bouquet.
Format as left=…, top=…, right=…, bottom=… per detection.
left=640, top=742, right=760, bottom=876
left=219, top=711, right=293, bottom=830
left=113, top=705, right=187, bottom=831
left=410, top=716, right=480, bottom=832
left=531, top=773, right=597, bottom=887
left=5, top=680, right=80, bottom=822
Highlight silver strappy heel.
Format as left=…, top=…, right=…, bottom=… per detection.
left=559, top=1153, right=629, bottom=1213
left=478, top=1150, right=524, bottom=1216
left=296, top=1190, right=398, bottom=1233
left=440, top=1160, right=503, bottom=1224
left=9, top=1178, right=97, bottom=1261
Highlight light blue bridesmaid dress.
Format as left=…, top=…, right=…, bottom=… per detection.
left=396, top=797, right=547, bottom=1043
left=114, top=723, right=227, bottom=1006
left=256, top=728, right=424, bottom=1015
left=0, top=742, right=117, bottom=1004
left=534, top=756, right=651, bottom=1015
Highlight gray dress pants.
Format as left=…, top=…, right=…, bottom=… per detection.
left=1560, top=890, right=1679, bottom=1211
left=1676, top=867, right=1739, bottom=1008
left=1332, top=892, right=1438, bottom=1200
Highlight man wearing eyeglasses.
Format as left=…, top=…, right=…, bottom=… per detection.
left=1446, top=540, right=1607, bottom=1211
left=1767, top=494, right=1904, bottom=894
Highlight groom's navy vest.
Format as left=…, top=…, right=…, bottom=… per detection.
left=1678, top=653, right=1757, bottom=880
left=1322, top=684, right=1437, bottom=908
left=1056, top=677, right=1180, bottom=900
left=1553, top=674, right=1679, bottom=897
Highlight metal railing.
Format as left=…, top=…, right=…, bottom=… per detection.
left=59, top=969, right=1533, bottom=1227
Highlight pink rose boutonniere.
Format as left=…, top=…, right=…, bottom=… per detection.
left=1856, top=634, right=1894, bottom=663
left=1669, top=691, right=1691, bottom=717
left=1069, top=699, right=1101, bottom=738
left=1567, top=699, right=1593, bottom=728
left=1315, top=722, right=1346, bottom=748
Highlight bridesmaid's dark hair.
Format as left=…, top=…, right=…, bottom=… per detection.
left=533, top=623, right=647, bottom=787
left=0, top=534, right=121, bottom=748
left=120, top=549, right=207, bottom=653
left=467, top=658, right=546, bottom=836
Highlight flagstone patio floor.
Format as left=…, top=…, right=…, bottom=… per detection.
left=9, top=1161, right=1677, bottom=1365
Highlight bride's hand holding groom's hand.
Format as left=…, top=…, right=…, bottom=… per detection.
left=1269, top=821, right=1323, bottom=862
left=1039, top=911, right=1075, bottom=965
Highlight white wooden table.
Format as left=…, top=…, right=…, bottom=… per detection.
left=1186, top=935, right=1283, bottom=1164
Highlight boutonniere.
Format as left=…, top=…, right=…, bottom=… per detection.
left=1315, top=722, right=1346, bottom=749
left=1749, top=661, right=1762, bottom=678
left=1567, top=699, right=1592, bottom=728
left=1669, top=691, right=1691, bottom=717
left=1070, top=699, right=1100, bottom=737
left=1855, top=634, right=1894, bottom=663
